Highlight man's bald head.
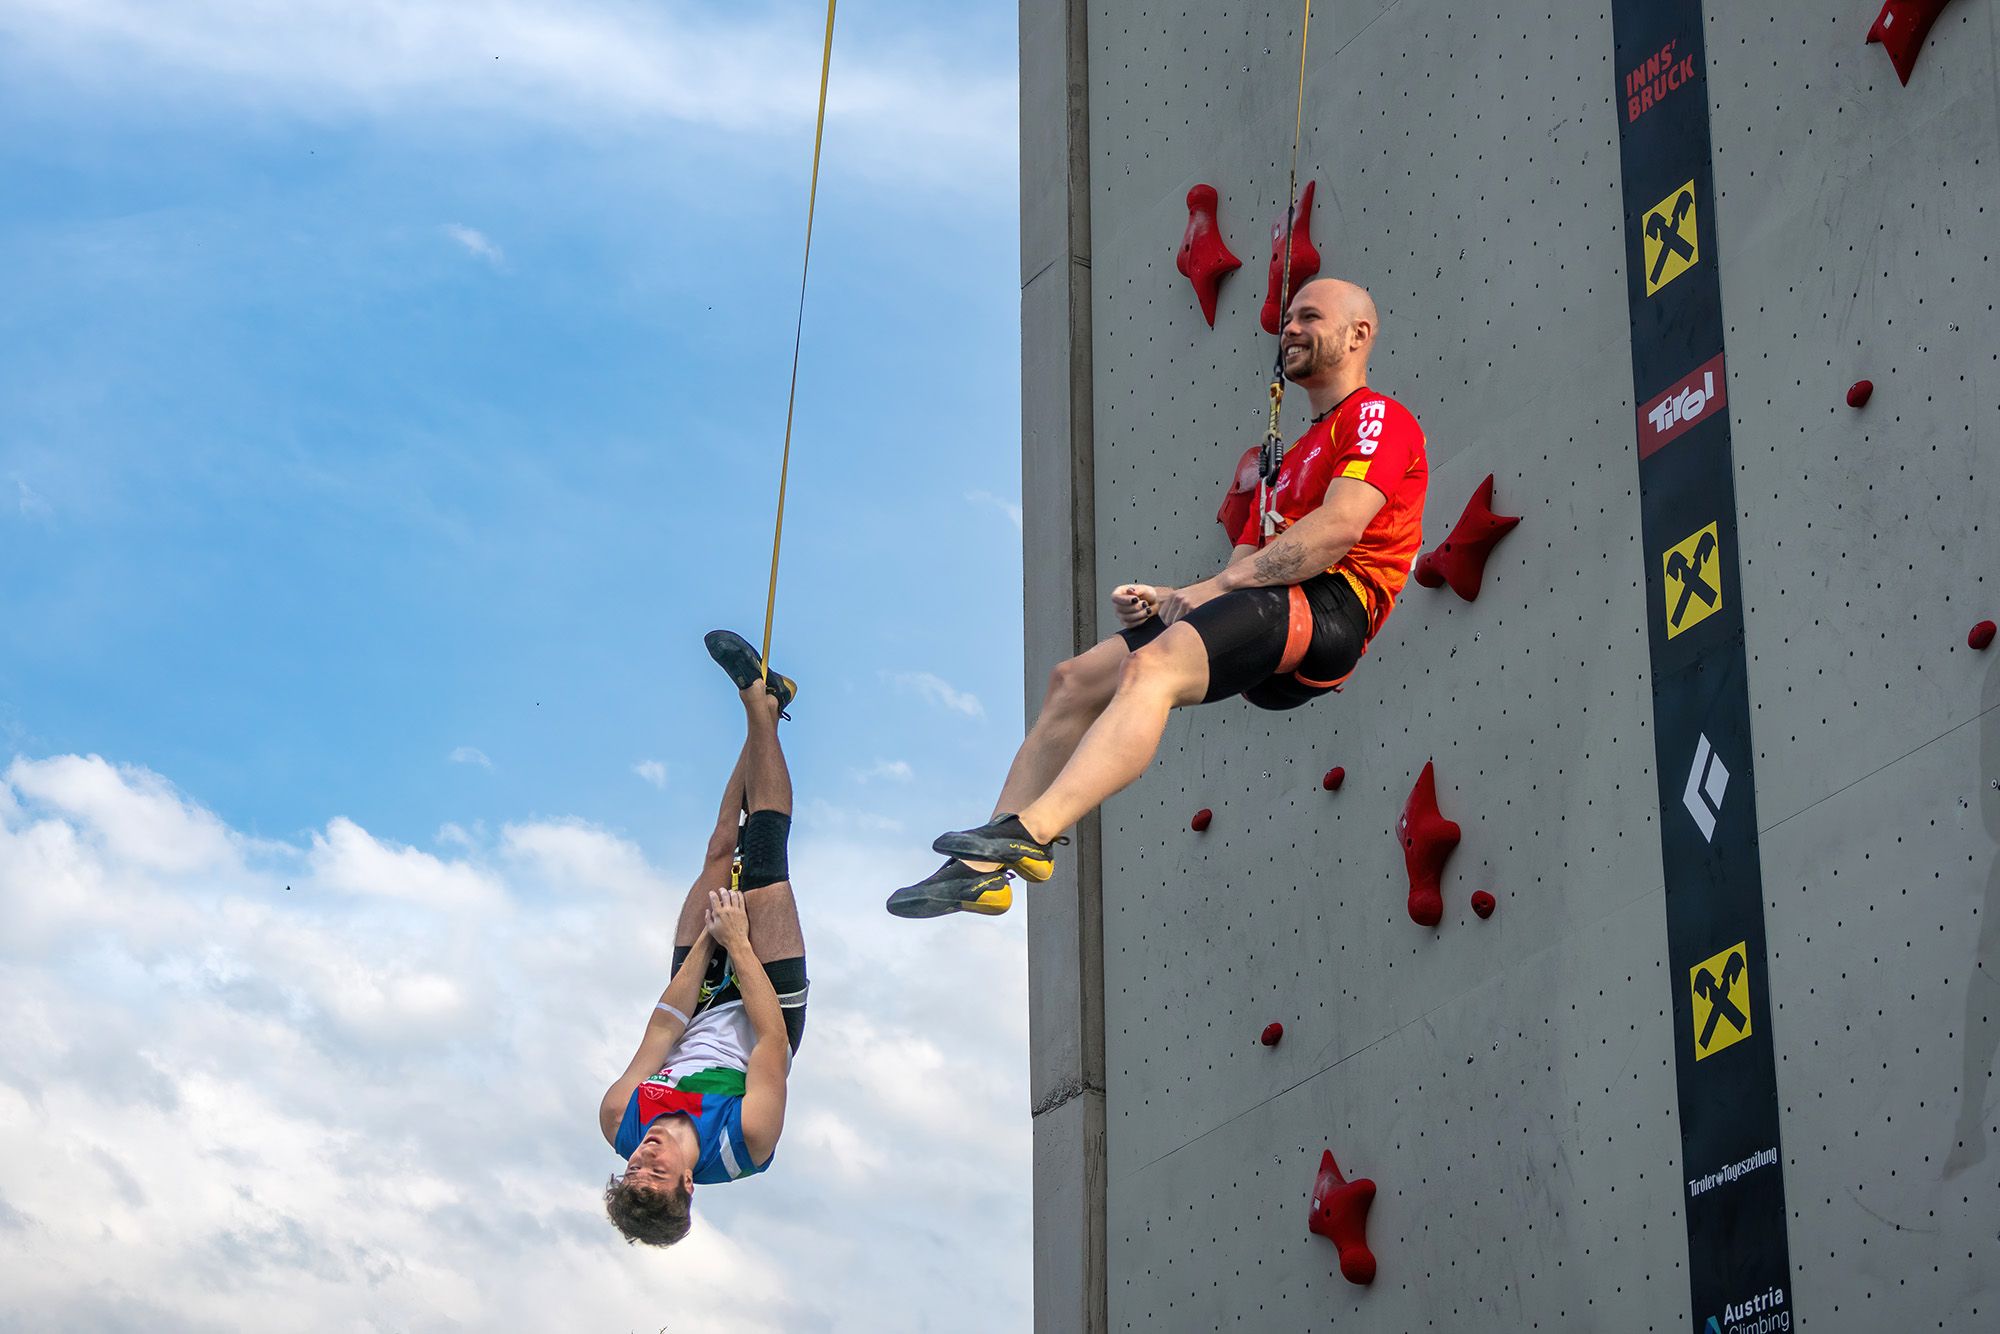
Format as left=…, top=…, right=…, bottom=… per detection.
left=1292, top=277, right=1377, bottom=330
left=1279, top=277, right=1379, bottom=387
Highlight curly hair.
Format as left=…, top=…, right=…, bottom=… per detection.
left=603, top=1174, right=693, bottom=1247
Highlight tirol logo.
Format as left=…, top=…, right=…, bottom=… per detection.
left=1625, top=37, right=1695, bottom=123
left=1707, top=1286, right=1791, bottom=1333
left=1642, top=180, right=1701, bottom=295
left=1638, top=353, right=1727, bottom=459
left=1689, top=940, right=1752, bottom=1061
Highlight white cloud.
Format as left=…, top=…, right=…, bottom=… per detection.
left=14, top=478, right=52, bottom=520
left=0, top=754, right=1030, bottom=1331
left=850, top=758, right=913, bottom=784
left=0, top=0, right=1017, bottom=190
left=447, top=745, right=492, bottom=769
left=892, top=670, right=985, bottom=718
left=967, top=489, right=1023, bottom=532
left=6, top=754, right=235, bottom=875
left=631, top=758, right=667, bottom=789
left=307, top=815, right=500, bottom=909
left=440, top=222, right=503, bottom=266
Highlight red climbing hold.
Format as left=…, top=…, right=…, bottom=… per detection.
left=1176, top=184, right=1242, bottom=328
left=1413, top=474, right=1520, bottom=602
left=1308, top=1149, right=1377, bottom=1286
left=1470, top=890, right=1496, bottom=920
left=1261, top=1022, right=1284, bottom=1047
left=1970, top=620, right=1997, bottom=651
left=1259, top=180, right=1321, bottom=335
left=1846, top=379, right=1874, bottom=408
left=1398, top=761, right=1460, bottom=928
left=1867, top=0, right=1955, bottom=85
left=1191, top=808, right=1213, bottom=832
left=1216, top=442, right=1263, bottom=549
left=1322, top=766, right=1346, bottom=792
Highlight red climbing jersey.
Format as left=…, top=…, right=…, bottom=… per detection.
left=1216, top=386, right=1429, bottom=639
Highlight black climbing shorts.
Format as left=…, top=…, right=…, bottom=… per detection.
left=670, top=947, right=810, bottom=1055
left=1118, top=570, right=1368, bottom=712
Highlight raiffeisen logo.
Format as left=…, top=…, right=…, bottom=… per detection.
left=1625, top=36, right=1695, bottom=122
left=1707, top=1286, right=1791, bottom=1333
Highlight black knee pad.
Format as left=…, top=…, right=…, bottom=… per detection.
left=736, top=809, right=791, bottom=890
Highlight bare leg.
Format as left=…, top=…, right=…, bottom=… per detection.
left=1015, top=623, right=1210, bottom=843
left=991, top=634, right=1131, bottom=817
left=674, top=744, right=751, bottom=946
left=736, top=685, right=805, bottom=959
left=952, top=634, right=1130, bottom=873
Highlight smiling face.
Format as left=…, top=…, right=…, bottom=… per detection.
left=1279, top=278, right=1377, bottom=386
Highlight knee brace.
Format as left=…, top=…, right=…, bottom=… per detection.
left=736, top=809, right=792, bottom=890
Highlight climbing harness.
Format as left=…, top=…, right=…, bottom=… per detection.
left=1257, top=0, right=1316, bottom=539
left=758, top=0, right=838, bottom=679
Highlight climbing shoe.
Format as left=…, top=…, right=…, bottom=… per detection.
left=886, top=860, right=1013, bottom=919
left=931, top=814, right=1067, bottom=883
left=704, top=629, right=799, bottom=715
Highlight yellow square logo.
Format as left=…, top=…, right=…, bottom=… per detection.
left=1689, top=941, right=1752, bottom=1061
left=1341, top=460, right=1371, bottom=480
left=1661, top=522, right=1722, bottom=639
left=1642, top=180, right=1700, bottom=295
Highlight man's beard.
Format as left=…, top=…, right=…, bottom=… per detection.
left=1282, top=341, right=1325, bottom=383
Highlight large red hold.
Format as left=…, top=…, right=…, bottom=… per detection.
left=1398, top=761, right=1460, bottom=928
left=1261, top=1022, right=1284, bottom=1047
left=1308, top=1149, right=1377, bottom=1286
left=1259, top=180, right=1321, bottom=335
left=1846, top=379, right=1874, bottom=408
left=1413, top=474, right=1520, bottom=602
left=1866, top=0, right=1955, bottom=85
left=1971, top=620, right=1997, bottom=651
left=1322, top=766, right=1346, bottom=792
left=1191, top=808, right=1213, bottom=832
left=1176, top=184, right=1242, bottom=327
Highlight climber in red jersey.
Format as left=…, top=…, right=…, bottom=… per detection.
left=888, top=277, right=1429, bottom=918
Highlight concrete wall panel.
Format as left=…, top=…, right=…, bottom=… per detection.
left=1022, top=0, right=2000, bottom=1327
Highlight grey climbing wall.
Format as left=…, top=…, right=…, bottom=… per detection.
left=1019, top=1, right=2000, bottom=1330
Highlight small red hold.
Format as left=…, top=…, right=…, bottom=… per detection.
left=1398, top=761, right=1460, bottom=928
left=1261, top=1022, right=1284, bottom=1047
left=1866, top=0, right=1955, bottom=86
left=1191, top=808, right=1213, bottom=832
left=1970, top=620, right=1997, bottom=651
left=1322, top=765, right=1346, bottom=792
left=1470, top=890, right=1496, bottom=920
left=1259, top=180, right=1321, bottom=335
left=1415, top=474, right=1520, bottom=602
left=1176, top=184, right=1242, bottom=328
left=1308, top=1149, right=1377, bottom=1286
left=1846, top=379, right=1874, bottom=408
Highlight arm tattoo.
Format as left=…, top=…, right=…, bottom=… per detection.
left=1251, top=540, right=1317, bottom=585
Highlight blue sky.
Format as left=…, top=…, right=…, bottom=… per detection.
left=0, top=2, right=1029, bottom=1329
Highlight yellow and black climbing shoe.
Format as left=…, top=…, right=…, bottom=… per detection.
left=705, top=629, right=799, bottom=715
left=886, top=859, right=1013, bottom=919
left=932, top=815, right=1067, bottom=883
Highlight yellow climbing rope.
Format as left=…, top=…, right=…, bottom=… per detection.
left=1258, top=0, right=1315, bottom=536
left=759, top=0, right=839, bottom=678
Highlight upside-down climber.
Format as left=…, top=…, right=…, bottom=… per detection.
left=598, top=631, right=810, bottom=1245
left=887, top=277, right=1430, bottom=918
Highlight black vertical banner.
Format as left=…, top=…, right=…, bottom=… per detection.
left=1610, top=6, right=1796, bottom=1333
